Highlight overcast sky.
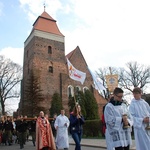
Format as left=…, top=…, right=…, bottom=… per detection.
left=1, top=0, right=150, bottom=113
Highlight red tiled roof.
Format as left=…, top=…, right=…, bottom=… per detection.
left=66, top=49, right=75, bottom=59
left=66, top=46, right=81, bottom=59
left=40, top=11, right=55, bottom=20
left=66, top=46, right=88, bottom=67
left=32, top=11, right=64, bottom=36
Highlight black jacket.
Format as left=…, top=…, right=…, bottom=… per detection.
left=17, top=120, right=27, bottom=133
left=3, top=120, right=13, bottom=131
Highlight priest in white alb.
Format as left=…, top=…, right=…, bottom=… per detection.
left=54, top=109, right=70, bottom=150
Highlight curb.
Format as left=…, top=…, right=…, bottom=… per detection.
left=70, top=142, right=105, bottom=148
left=70, top=142, right=136, bottom=150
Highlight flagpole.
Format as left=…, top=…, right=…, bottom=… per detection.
left=73, top=94, right=77, bottom=105
left=73, top=93, right=80, bottom=116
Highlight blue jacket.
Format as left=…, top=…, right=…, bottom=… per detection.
left=69, top=114, right=85, bottom=134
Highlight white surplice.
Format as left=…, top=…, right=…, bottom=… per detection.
left=105, top=129, right=115, bottom=150
left=129, top=98, right=150, bottom=150
left=104, top=103, right=133, bottom=148
left=54, top=114, right=70, bottom=149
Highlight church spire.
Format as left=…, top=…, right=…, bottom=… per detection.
left=43, top=2, right=46, bottom=12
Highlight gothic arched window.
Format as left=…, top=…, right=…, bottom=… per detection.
left=75, top=86, right=81, bottom=93
left=67, top=85, right=74, bottom=97
left=83, top=86, right=89, bottom=93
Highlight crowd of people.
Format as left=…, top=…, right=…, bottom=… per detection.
left=0, top=104, right=85, bottom=150
left=0, top=87, right=150, bottom=150
left=0, top=115, right=37, bottom=149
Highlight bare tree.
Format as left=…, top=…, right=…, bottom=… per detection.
left=0, top=55, right=22, bottom=115
left=96, top=67, right=118, bottom=88
left=119, top=61, right=150, bottom=92
left=95, top=67, right=118, bottom=97
left=96, top=62, right=150, bottom=93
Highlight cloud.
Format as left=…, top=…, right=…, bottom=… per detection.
left=0, top=47, right=24, bottom=66
left=5, top=98, right=20, bottom=115
left=62, top=0, right=150, bottom=71
left=19, top=0, right=63, bottom=22
left=17, top=0, right=150, bottom=71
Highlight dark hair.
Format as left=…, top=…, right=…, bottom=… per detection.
left=132, top=87, right=142, bottom=94
left=53, top=113, right=57, bottom=116
left=113, top=87, right=124, bottom=95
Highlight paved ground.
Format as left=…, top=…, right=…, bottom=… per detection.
left=0, top=142, right=106, bottom=150
left=0, top=141, right=34, bottom=150
left=0, top=137, right=136, bottom=150
left=69, top=138, right=136, bottom=150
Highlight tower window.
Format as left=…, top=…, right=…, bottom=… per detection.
left=49, top=66, right=53, bottom=73
left=48, top=46, right=52, bottom=54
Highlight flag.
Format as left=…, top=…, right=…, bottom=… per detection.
left=88, top=67, right=106, bottom=92
left=67, top=58, right=86, bottom=84
left=95, top=77, right=106, bottom=91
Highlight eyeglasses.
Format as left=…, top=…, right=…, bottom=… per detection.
left=115, top=94, right=123, bottom=98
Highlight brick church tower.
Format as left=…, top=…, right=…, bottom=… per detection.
left=18, top=10, right=107, bottom=117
